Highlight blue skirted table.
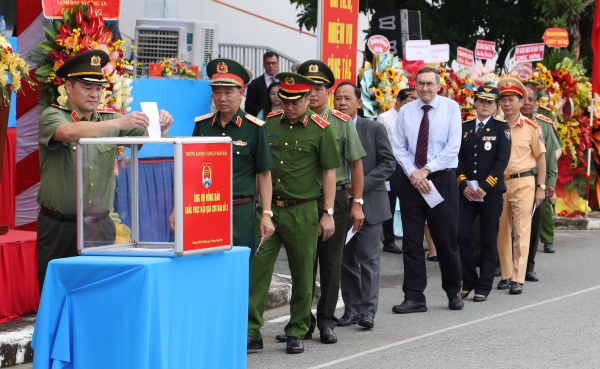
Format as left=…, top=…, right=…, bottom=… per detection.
left=31, top=247, right=250, bottom=369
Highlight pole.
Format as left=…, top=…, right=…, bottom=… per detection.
left=316, top=0, right=323, bottom=60
left=585, top=93, right=593, bottom=217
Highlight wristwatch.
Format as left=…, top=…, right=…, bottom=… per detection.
left=424, top=165, right=431, bottom=173
left=324, top=208, right=334, bottom=216
left=538, top=184, right=547, bottom=190
left=353, top=198, right=364, bottom=205
left=263, top=210, right=273, bottom=217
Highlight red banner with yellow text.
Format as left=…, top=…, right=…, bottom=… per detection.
left=319, top=0, right=359, bottom=105
left=42, top=0, right=121, bottom=20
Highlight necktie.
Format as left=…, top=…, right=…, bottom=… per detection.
left=476, top=122, right=484, bottom=135
left=414, top=105, right=432, bottom=169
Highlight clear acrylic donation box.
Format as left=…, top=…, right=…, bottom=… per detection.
left=76, top=137, right=233, bottom=257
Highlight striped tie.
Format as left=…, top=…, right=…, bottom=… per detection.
left=476, top=122, right=484, bottom=136
left=414, top=105, right=432, bottom=169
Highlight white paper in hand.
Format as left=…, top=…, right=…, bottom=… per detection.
left=345, top=226, right=357, bottom=245
left=385, top=181, right=391, bottom=192
left=421, top=180, right=444, bottom=208
left=467, top=180, right=484, bottom=202
left=140, top=102, right=161, bottom=138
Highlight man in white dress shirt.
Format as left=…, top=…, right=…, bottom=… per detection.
left=377, top=88, right=418, bottom=254
left=391, top=67, right=464, bottom=313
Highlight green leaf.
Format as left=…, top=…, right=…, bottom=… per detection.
left=36, top=65, right=53, bottom=76
left=44, top=26, right=57, bottom=43
left=38, top=84, right=51, bottom=91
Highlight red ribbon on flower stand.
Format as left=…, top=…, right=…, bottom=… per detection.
left=0, top=84, right=11, bottom=235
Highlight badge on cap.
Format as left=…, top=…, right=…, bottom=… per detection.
left=506, top=82, right=512, bottom=88
left=285, top=77, right=295, bottom=85
left=484, top=87, right=492, bottom=93
left=91, top=55, right=101, bottom=66
left=309, top=64, right=318, bottom=73
left=484, top=141, right=492, bottom=151
left=217, top=62, right=228, bottom=74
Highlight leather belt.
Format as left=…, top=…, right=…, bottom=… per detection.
left=273, top=198, right=316, bottom=208
left=40, top=206, right=108, bottom=224
left=427, top=168, right=454, bottom=179
left=232, top=196, right=254, bottom=206
left=504, top=170, right=533, bottom=180
left=336, top=184, right=348, bottom=192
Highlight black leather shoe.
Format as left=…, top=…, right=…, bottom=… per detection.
left=286, top=336, right=304, bottom=354
left=276, top=332, right=312, bottom=342
left=247, top=336, right=263, bottom=350
left=525, top=271, right=539, bottom=282
left=392, top=300, right=427, bottom=314
left=509, top=282, right=523, bottom=294
left=473, top=295, right=487, bottom=302
left=494, top=267, right=501, bottom=277
left=319, top=327, right=337, bottom=344
left=448, top=294, right=464, bottom=310
left=383, top=243, right=403, bottom=254
left=544, top=243, right=555, bottom=253
left=426, top=253, right=438, bottom=262
left=497, top=278, right=511, bottom=290
left=460, top=290, right=472, bottom=299
left=358, top=315, right=374, bottom=329
left=337, top=311, right=360, bottom=326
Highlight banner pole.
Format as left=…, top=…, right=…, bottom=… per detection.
left=586, top=93, right=593, bottom=218
left=316, top=0, right=322, bottom=59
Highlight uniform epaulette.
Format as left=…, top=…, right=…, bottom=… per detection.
left=462, top=118, right=475, bottom=124
left=332, top=109, right=351, bottom=122
left=535, top=113, right=554, bottom=124
left=267, top=110, right=284, bottom=118
left=96, top=108, right=118, bottom=113
left=51, top=104, right=70, bottom=111
left=525, top=117, right=539, bottom=129
left=539, top=105, right=552, bottom=112
left=194, top=112, right=215, bottom=122
left=495, top=117, right=507, bottom=122
left=245, top=114, right=265, bottom=126
left=311, top=114, right=329, bottom=129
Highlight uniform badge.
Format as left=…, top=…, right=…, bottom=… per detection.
left=285, top=77, right=295, bottom=85
left=217, top=62, right=228, bottom=74
left=232, top=140, right=247, bottom=146
left=486, top=128, right=490, bottom=131
left=202, top=164, right=213, bottom=189
left=90, top=55, right=101, bottom=66
left=309, top=64, right=318, bottom=73
left=505, top=129, right=511, bottom=140
left=484, top=141, right=492, bottom=151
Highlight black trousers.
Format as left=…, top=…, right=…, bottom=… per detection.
left=527, top=198, right=547, bottom=273
left=399, top=170, right=461, bottom=302
left=382, top=165, right=402, bottom=245
left=457, top=192, right=504, bottom=296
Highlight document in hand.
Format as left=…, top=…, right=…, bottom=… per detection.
left=467, top=180, right=484, bottom=202
left=421, top=180, right=444, bottom=208
left=346, top=226, right=357, bottom=245
left=140, top=102, right=161, bottom=138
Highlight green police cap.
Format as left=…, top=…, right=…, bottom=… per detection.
left=297, top=60, right=335, bottom=87
left=206, top=58, right=250, bottom=87
left=276, top=72, right=317, bottom=101
left=55, top=49, right=109, bottom=85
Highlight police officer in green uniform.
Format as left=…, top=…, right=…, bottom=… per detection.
left=273, top=60, right=366, bottom=344
left=521, top=83, right=560, bottom=282
left=37, top=50, right=174, bottom=291
left=247, top=73, right=340, bottom=354
left=170, top=58, right=275, bottom=281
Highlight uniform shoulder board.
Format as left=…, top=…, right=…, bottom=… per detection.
left=462, top=117, right=475, bottom=124
left=535, top=114, right=554, bottom=124
left=194, top=112, right=215, bottom=123
left=332, top=109, right=351, bottom=122
left=267, top=110, right=284, bottom=118
left=495, top=117, right=507, bottom=122
left=311, top=114, right=329, bottom=129
left=539, top=105, right=552, bottom=112
left=96, top=108, right=118, bottom=113
left=245, top=114, right=265, bottom=126
left=51, top=104, right=71, bottom=111
left=525, top=117, right=539, bottom=129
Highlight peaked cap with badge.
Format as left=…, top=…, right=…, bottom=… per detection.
left=56, top=49, right=110, bottom=85
left=207, top=58, right=251, bottom=87
left=297, top=60, right=335, bottom=88
left=474, top=86, right=499, bottom=101
left=497, top=77, right=528, bottom=100
left=276, top=72, right=317, bottom=101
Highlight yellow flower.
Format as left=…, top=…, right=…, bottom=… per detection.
left=91, top=42, right=100, bottom=49
left=540, top=74, right=546, bottom=81
left=559, top=68, right=567, bottom=78
left=531, top=75, right=538, bottom=82
left=391, top=85, right=399, bottom=96
left=11, top=76, right=21, bottom=91
left=545, top=79, right=552, bottom=88
left=0, top=74, right=7, bottom=87
left=374, top=89, right=383, bottom=99
left=386, top=67, right=395, bottom=79
left=376, top=72, right=384, bottom=81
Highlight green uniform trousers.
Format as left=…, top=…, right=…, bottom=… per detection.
left=308, top=189, right=350, bottom=334
left=233, top=202, right=257, bottom=284
left=248, top=200, right=319, bottom=339
left=540, top=200, right=554, bottom=244
left=527, top=198, right=547, bottom=273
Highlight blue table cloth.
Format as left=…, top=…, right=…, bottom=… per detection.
left=31, top=247, right=250, bottom=369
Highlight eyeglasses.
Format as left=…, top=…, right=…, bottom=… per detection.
left=264, top=62, right=279, bottom=66
left=416, top=81, right=438, bottom=89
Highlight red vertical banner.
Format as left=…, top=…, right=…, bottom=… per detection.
left=319, top=0, right=360, bottom=105
left=181, top=143, right=231, bottom=252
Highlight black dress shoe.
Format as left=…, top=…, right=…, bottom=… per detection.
left=319, top=327, right=337, bottom=344
left=276, top=332, right=312, bottom=342
left=426, top=253, right=438, bottom=262
left=494, top=266, right=501, bottom=277
left=473, top=295, right=487, bottom=302
left=525, top=271, right=539, bottom=282
left=544, top=243, right=555, bottom=253
left=509, top=281, right=523, bottom=295
left=358, top=315, right=374, bottom=329
left=448, top=294, right=464, bottom=310
left=383, top=243, right=403, bottom=254
left=392, top=300, right=427, bottom=314
left=497, top=278, right=511, bottom=290
left=286, top=336, right=304, bottom=354
left=337, top=311, right=360, bottom=326
left=460, top=290, right=472, bottom=299
left=247, top=336, right=263, bottom=350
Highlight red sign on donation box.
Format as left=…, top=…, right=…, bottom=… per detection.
left=368, top=35, right=390, bottom=54
left=475, top=40, right=495, bottom=60
left=514, top=43, right=545, bottom=62
left=182, top=143, right=231, bottom=252
left=542, top=28, right=569, bottom=49
left=42, top=0, right=121, bottom=20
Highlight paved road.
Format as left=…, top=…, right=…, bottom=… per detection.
left=248, top=231, right=600, bottom=369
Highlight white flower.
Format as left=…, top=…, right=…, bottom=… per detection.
left=533, top=72, right=539, bottom=78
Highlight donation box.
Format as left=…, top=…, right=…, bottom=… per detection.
left=76, top=137, right=232, bottom=257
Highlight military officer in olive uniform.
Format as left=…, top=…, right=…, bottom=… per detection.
left=456, top=87, right=511, bottom=302
left=37, top=50, right=174, bottom=291
left=169, top=58, right=275, bottom=282
left=247, top=73, right=340, bottom=354
left=273, top=60, right=366, bottom=344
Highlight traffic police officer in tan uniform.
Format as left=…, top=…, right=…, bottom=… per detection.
left=37, top=50, right=174, bottom=291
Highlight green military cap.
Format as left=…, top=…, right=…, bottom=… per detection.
left=56, top=49, right=109, bottom=85
left=206, top=58, right=250, bottom=87
left=297, top=60, right=335, bottom=87
left=276, top=72, right=317, bottom=101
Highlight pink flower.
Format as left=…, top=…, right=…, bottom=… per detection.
left=110, top=50, right=119, bottom=60
left=172, top=67, right=177, bottom=73
left=103, top=62, right=114, bottom=75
